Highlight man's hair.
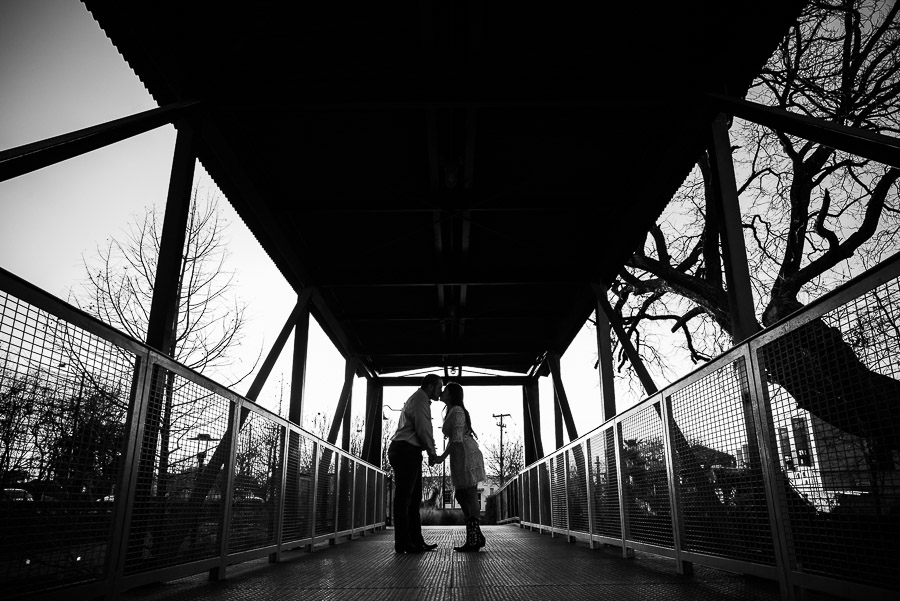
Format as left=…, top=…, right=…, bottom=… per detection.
left=421, top=373, right=442, bottom=390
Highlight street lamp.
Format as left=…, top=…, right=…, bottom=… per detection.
left=188, top=433, right=219, bottom=470
left=382, top=404, right=401, bottom=420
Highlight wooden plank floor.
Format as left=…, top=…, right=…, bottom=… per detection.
left=119, top=525, right=787, bottom=601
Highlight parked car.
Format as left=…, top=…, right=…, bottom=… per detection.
left=1, top=488, right=34, bottom=502
left=234, top=488, right=265, bottom=504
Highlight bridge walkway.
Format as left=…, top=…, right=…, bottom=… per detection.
left=120, top=525, right=788, bottom=601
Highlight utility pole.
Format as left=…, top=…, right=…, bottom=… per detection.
left=493, top=413, right=511, bottom=485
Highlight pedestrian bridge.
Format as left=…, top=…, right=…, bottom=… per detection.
left=2, top=252, right=899, bottom=601
left=3, top=2, right=900, bottom=600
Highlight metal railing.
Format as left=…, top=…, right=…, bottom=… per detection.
left=0, top=267, right=386, bottom=600
left=489, top=252, right=900, bottom=601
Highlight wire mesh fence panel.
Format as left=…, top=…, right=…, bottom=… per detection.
left=550, top=455, right=567, bottom=530
left=512, top=478, right=519, bottom=517
left=668, top=358, right=775, bottom=565
left=525, top=468, right=535, bottom=523
left=314, top=448, right=336, bottom=537
left=620, top=403, right=674, bottom=548
left=567, top=445, right=590, bottom=534
left=365, top=466, right=376, bottom=527
left=0, top=292, right=137, bottom=595
left=125, top=364, right=233, bottom=573
left=758, top=277, right=900, bottom=591
left=538, top=462, right=551, bottom=527
left=375, top=472, right=385, bottom=524
left=587, top=428, right=621, bottom=539
left=336, top=456, right=353, bottom=532
left=281, top=431, right=313, bottom=544
left=228, top=409, right=281, bottom=553
left=354, top=462, right=366, bottom=529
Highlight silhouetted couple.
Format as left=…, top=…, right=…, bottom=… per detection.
left=387, top=374, right=486, bottom=553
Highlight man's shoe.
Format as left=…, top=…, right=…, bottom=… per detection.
left=418, top=542, right=438, bottom=551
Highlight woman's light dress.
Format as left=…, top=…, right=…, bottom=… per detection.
left=442, top=406, right=486, bottom=488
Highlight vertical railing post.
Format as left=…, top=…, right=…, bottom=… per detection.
left=331, top=451, right=340, bottom=545
left=747, top=344, right=796, bottom=600
left=349, top=459, right=357, bottom=539
left=307, top=441, right=320, bottom=552
left=519, top=472, right=526, bottom=529
left=270, top=425, right=289, bottom=563
left=211, top=398, right=240, bottom=581
left=614, top=421, right=634, bottom=558
left=661, top=396, right=692, bottom=576
left=564, top=452, right=573, bottom=543
left=531, top=468, right=536, bottom=531
left=584, top=438, right=597, bottom=549
left=106, top=349, right=154, bottom=599
left=361, top=467, right=368, bottom=535
left=548, top=459, right=556, bottom=538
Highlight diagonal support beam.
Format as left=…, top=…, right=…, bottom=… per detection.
left=707, top=93, right=900, bottom=170
left=547, top=352, right=578, bottom=445
left=289, top=292, right=312, bottom=425
left=246, top=288, right=313, bottom=402
left=360, top=379, right=384, bottom=465
left=592, top=283, right=658, bottom=396
left=0, top=101, right=200, bottom=184
left=709, top=113, right=758, bottom=343
left=523, top=381, right=544, bottom=463
left=327, top=358, right=360, bottom=446
left=595, top=298, right=617, bottom=422
left=146, top=120, right=196, bottom=355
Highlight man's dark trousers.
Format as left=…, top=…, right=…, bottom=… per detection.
left=388, top=440, right=424, bottom=550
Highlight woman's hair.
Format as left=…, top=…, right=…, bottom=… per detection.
left=444, top=382, right=476, bottom=438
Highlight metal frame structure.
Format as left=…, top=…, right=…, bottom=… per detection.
left=492, top=252, right=900, bottom=600
left=0, top=267, right=386, bottom=600
left=3, top=3, right=900, bottom=600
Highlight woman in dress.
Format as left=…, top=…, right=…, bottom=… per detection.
left=435, top=382, right=486, bottom=552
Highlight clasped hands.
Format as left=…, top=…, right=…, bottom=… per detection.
left=428, top=452, right=445, bottom=466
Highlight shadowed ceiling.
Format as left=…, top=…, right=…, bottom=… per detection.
left=83, top=0, right=805, bottom=379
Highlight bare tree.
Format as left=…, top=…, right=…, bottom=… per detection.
left=302, top=411, right=366, bottom=457
left=72, top=186, right=269, bottom=565
left=0, top=370, right=56, bottom=484
left=484, top=435, right=524, bottom=485
left=605, top=0, right=900, bottom=455
left=76, top=186, right=257, bottom=386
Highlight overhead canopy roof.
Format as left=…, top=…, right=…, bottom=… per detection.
left=83, top=0, right=805, bottom=379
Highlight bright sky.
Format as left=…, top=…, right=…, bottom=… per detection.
left=0, top=0, right=639, bottom=456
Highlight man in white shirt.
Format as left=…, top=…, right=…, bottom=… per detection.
left=387, top=373, right=442, bottom=553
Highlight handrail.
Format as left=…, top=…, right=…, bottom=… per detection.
left=0, top=267, right=386, bottom=600
left=489, top=249, right=900, bottom=598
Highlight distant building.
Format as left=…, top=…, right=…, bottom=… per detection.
left=421, top=474, right=502, bottom=515
left=767, top=403, right=899, bottom=512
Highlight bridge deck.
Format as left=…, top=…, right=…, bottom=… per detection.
left=120, top=525, right=790, bottom=601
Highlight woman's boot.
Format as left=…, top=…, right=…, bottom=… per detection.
left=454, top=516, right=480, bottom=552
left=474, top=518, right=485, bottom=549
